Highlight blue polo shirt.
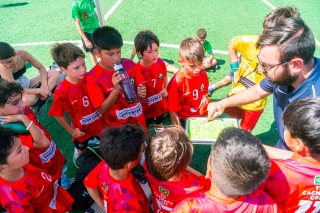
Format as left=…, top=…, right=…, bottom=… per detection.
left=260, top=57, right=320, bottom=150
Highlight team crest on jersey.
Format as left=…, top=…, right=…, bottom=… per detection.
left=159, top=186, right=169, bottom=196
left=158, top=73, right=163, bottom=80
left=314, top=176, right=320, bottom=185
left=200, top=83, right=204, bottom=92
left=130, top=76, right=135, bottom=86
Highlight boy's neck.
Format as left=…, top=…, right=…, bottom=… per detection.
left=168, top=173, right=182, bottom=182
left=140, top=59, right=154, bottom=67
left=109, top=167, right=130, bottom=181
left=66, top=76, right=82, bottom=84
left=209, top=180, right=240, bottom=201
left=0, top=167, right=25, bottom=182
left=99, top=61, right=115, bottom=71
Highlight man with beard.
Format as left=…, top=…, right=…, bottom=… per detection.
left=207, top=18, right=318, bottom=150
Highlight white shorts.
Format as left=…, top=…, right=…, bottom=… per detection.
left=15, top=75, right=30, bottom=89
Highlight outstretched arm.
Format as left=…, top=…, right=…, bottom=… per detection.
left=263, top=145, right=293, bottom=160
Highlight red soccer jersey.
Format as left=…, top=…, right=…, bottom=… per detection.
left=143, top=163, right=210, bottom=213
left=48, top=76, right=106, bottom=142
left=134, top=58, right=168, bottom=118
left=260, top=154, right=320, bottom=213
left=172, top=189, right=280, bottom=213
left=19, top=107, right=65, bottom=181
left=167, top=69, right=210, bottom=120
left=0, top=164, right=74, bottom=213
left=86, top=58, right=148, bottom=131
left=84, top=161, right=150, bottom=212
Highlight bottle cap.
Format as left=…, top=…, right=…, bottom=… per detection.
left=114, top=62, right=123, bottom=70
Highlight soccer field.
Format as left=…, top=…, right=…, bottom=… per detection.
left=1, top=0, right=320, bottom=211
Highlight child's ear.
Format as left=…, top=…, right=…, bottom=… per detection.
left=93, top=49, right=101, bottom=58
left=0, top=165, right=8, bottom=174
left=127, top=161, right=135, bottom=171
left=59, top=67, right=67, bottom=74
left=295, top=138, right=308, bottom=156
left=137, top=51, right=142, bottom=58
left=178, top=58, right=183, bottom=66
left=205, top=156, right=212, bottom=179
left=13, top=51, right=17, bottom=56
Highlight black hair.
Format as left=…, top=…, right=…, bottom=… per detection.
left=134, top=30, right=160, bottom=57
left=99, top=124, right=146, bottom=170
left=0, top=79, right=24, bottom=108
left=257, top=18, right=315, bottom=65
left=283, top=97, right=320, bottom=156
left=0, top=127, right=18, bottom=165
left=0, top=42, right=15, bottom=60
left=91, top=26, right=123, bottom=52
left=210, top=127, right=270, bottom=196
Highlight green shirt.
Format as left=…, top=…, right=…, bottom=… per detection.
left=136, top=53, right=142, bottom=60
left=71, top=0, right=100, bottom=33
left=203, top=40, right=213, bottom=55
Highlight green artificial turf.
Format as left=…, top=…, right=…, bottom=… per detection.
left=1, top=0, right=320, bottom=212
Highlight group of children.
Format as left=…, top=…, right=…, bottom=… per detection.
left=0, top=2, right=318, bottom=213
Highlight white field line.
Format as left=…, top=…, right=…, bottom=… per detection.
left=12, top=40, right=229, bottom=54
left=260, top=0, right=320, bottom=47
left=104, top=0, right=123, bottom=20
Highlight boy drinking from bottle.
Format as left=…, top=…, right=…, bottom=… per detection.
left=86, top=26, right=148, bottom=131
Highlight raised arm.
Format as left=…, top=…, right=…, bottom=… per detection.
left=206, top=83, right=271, bottom=121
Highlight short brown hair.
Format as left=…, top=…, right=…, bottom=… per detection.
left=197, top=29, right=207, bottom=39
left=50, top=42, right=85, bottom=69
left=179, top=37, right=205, bottom=64
left=134, top=30, right=159, bottom=57
left=0, top=79, right=24, bottom=108
left=263, top=6, right=300, bottom=29
left=145, top=126, right=193, bottom=181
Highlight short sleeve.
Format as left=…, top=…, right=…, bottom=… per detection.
left=259, top=78, right=275, bottom=93
left=167, top=77, right=181, bottom=112
left=231, top=36, right=243, bottom=52
left=71, top=1, right=80, bottom=19
left=205, top=41, right=213, bottom=54
left=86, top=74, right=106, bottom=109
left=135, top=69, right=145, bottom=86
left=48, top=91, right=65, bottom=117
left=84, top=162, right=101, bottom=189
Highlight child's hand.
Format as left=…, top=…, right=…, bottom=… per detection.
left=0, top=114, right=24, bottom=124
left=72, top=128, right=85, bottom=138
left=112, top=72, right=123, bottom=91
left=84, top=39, right=93, bottom=49
left=161, top=88, right=168, bottom=98
left=137, top=84, right=146, bottom=98
left=38, top=88, right=52, bottom=100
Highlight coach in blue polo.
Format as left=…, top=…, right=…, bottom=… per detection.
left=207, top=17, right=319, bottom=150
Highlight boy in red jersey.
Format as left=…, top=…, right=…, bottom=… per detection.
left=167, top=37, right=210, bottom=128
left=86, top=26, right=148, bottom=131
left=48, top=43, right=106, bottom=161
left=134, top=30, right=168, bottom=134
left=0, top=79, right=72, bottom=189
left=260, top=97, right=320, bottom=213
left=84, top=124, right=150, bottom=212
left=144, top=126, right=210, bottom=213
left=0, top=127, right=74, bottom=212
left=173, top=127, right=280, bottom=213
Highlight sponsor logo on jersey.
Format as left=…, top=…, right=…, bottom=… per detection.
left=115, top=102, right=143, bottom=120
left=130, top=76, right=135, bottom=86
left=49, top=180, right=59, bottom=209
left=200, top=83, right=204, bottom=92
left=80, top=110, right=102, bottom=125
left=314, top=176, right=320, bottom=184
left=147, top=92, right=162, bottom=105
left=159, top=186, right=169, bottom=196
left=40, top=141, right=56, bottom=163
left=158, top=73, right=163, bottom=80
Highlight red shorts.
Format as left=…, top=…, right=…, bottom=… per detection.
left=224, top=106, right=264, bottom=131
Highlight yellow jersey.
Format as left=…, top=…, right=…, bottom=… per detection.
left=229, top=35, right=267, bottom=111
